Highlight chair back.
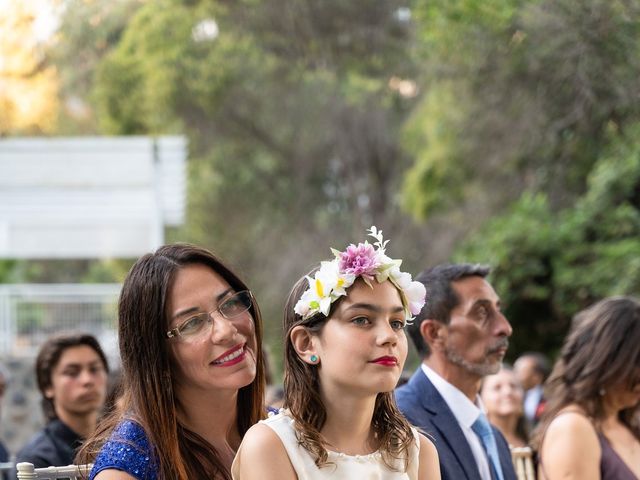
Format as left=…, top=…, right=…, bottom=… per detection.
left=0, top=462, right=15, bottom=478
left=510, top=446, right=536, bottom=480
left=16, top=462, right=93, bottom=480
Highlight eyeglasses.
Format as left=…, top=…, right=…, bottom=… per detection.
left=166, top=290, right=253, bottom=340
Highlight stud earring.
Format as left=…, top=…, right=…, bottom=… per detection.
left=310, top=354, right=319, bottom=363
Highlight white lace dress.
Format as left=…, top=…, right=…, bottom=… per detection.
left=232, top=410, right=421, bottom=479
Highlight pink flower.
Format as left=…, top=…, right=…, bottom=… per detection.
left=339, top=242, right=380, bottom=277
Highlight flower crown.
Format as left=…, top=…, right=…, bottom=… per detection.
left=294, top=226, right=426, bottom=321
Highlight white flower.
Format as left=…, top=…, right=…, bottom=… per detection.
left=405, top=280, right=427, bottom=316
left=297, top=260, right=356, bottom=318
left=294, top=226, right=426, bottom=320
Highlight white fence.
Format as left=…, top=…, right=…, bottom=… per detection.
left=0, top=284, right=121, bottom=357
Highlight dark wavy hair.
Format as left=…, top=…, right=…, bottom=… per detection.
left=531, top=296, right=640, bottom=450
left=283, top=269, right=415, bottom=471
left=78, top=243, right=266, bottom=480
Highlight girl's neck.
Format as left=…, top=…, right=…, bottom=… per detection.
left=319, top=388, right=378, bottom=455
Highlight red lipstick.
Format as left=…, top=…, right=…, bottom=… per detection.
left=370, top=356, right=398, bottom=367
left=211, top=344, right=246, bottom=367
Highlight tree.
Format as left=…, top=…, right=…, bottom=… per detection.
left=0, top=0, right=59, bottom=135
left=51, top=0, right=146, bottom=134
left=86, top=0, right=433, bottom=351
left=403, top=0, right=640, bottom=219
left=457, top=123, right=640, bottom=357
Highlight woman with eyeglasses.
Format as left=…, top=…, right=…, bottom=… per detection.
left=531, top=296, right=640, bottom=480
left=78, top=244, right=266, bottom=480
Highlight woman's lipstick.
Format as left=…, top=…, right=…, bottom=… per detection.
left=369, top=356, right=398, bottom=367
left=211, top=344, right=246, bottom=367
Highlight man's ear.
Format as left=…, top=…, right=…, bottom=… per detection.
left=420, top=319, right=446, bottom=351
left=290, top=325, right=319, bottom=364
left=44, top=385, right=54, bottom=399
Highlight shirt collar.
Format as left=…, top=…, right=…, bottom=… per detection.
left=421, top=363, right=485, bottom=428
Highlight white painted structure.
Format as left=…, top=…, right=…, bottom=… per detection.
left=0, top=136, right=187, bottom=258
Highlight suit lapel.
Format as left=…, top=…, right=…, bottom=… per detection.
left=411, top=371, right=482, bottom=480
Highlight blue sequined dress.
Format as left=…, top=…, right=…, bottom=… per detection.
left=89, top=420, right=157, bottom=480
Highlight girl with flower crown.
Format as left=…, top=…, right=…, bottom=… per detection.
left=232, top=227, right=441, bottom=480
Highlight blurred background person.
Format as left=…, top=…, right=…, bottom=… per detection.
left=532, top=296, right=640, bottom=480
left=514, top=352, right=550, bottom=428
left=0, top=365, right=10, bottom=480
left=15, top=333, right=109, bottom=468
left=480, top=366, right=528, bottom=447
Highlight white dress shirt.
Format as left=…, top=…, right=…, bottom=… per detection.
left=421, top=364, right=493, bottom=480
left=523, top=384, right=543, bottom=422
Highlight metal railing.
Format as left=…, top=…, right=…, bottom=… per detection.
left=0, top=284, right=120, bottom=356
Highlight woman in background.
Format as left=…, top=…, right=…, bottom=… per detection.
left=532, top=296, right=640, bottom=480
left=480, top=366, right=528, bottom=447
left=79, top=244, right=266, bottom=480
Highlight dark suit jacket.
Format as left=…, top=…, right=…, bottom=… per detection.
left=396, top=368, right=517, bottom=480
left=15, top=419, right=82, bottom=468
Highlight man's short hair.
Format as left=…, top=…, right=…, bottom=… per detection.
left=518, top=351, right=551, bottom=381
left=36, top=332, right=109, bottom=421
left=407, top=263, right=491, bottom=356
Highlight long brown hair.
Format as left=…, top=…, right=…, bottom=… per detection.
left=531, top=296, right=640, bottom=450
left=78, top=243, right=266, bottom=479
left=283, top=270, right=415, bottom=471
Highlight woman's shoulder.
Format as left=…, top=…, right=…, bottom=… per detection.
left=545, top=406, right=598, bottom=439
left=89, top=419, right=157, bottom=480
left=111, top=419, right=149, bottom=442
left=539, top=405, right=601, bottom=479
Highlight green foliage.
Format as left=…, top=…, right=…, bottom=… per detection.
left=457, top=124, right=640, bottom=357
left=405, top=0, right=640, bottom=219
left=402, top=82, right=469, bottom=218
left=52, top=0, right=146, bottom=134
left=0, top=260, right=18, bottom=283
left=47, top=0, right=640, bottom=367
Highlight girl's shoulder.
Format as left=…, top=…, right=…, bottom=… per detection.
left=232, top=420, right=296, bottom=480
left=257, top=409, right=300, bottom=440
left=416, top=431, right=441, bottom=480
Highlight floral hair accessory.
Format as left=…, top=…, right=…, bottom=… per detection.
left=294, top=226, right=426, bottom=321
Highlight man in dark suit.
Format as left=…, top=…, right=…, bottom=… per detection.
left=514, top=352, right=550, bottom=427
left=396, top=264, right=517, bottom=480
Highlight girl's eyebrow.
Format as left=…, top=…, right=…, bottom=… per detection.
left=171, top=287, right=234, bottom=320
left=345, top=302, right=404, bottom=313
